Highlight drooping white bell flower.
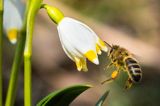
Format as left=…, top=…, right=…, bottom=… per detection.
left=3, top=0, right=24, bottom=44
left=42, top=4, right=108, bottom=71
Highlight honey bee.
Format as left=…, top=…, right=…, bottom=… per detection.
left=102, top=42, right=142, bottom=89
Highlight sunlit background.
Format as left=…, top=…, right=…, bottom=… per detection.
left=3, top=0, right=160, bottom=106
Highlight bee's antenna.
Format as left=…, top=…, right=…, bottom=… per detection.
left=104, top=41, right=112, bottom=48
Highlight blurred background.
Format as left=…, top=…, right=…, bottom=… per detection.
left=3, top=0, right=160, bottom=106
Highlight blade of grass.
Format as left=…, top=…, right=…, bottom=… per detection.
left=96, top=90, right=110, bottom=106
left=37, top=85, right=92, bottom=106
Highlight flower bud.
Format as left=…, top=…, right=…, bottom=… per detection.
left=42, top=4, right=64, bottom=24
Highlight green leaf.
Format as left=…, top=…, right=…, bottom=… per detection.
left=37, top=84, right=92, bottom=106
left=95, top=90, right=110, bottom=106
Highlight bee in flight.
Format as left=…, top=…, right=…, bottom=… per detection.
left=102, top=42, right=142, bottom=89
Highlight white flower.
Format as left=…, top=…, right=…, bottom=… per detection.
left=3, top=0, right=24, bottom=44
left=57, top=17, right=108, bottom=71
left=43, top=5, right=108, bottom=71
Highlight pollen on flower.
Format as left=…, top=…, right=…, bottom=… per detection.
left=84, top=50, right=99, bottom=65
left=81, top=58, right=88, bottom=72
left=7, top=29, right=18, bottom=44
left=74, top=57, right=88, bottom=72
left=96, top=44, right=102, bottom=55
left=98, top=39, right=108, bottom=52
left=75, top=57, right=82, bottom=71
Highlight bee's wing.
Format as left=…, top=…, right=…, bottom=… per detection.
left=130, top=53, right=141, bottom=61
left=127, top=49, right=141, bottom=60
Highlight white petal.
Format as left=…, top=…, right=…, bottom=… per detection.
left=10, top=39, right=17, bottom=44
left=93, top=58, right=99, bottom=65
left=12, top=0, right=25, bottom=15
left=74, top=18, right=108, bottom=52
left=59, top=32, right=77, bottom=61
left=3, top=0, right=23, bottom=31
left=58, top=17, right=97, bottom=54
left=58, top=26, right=84, bottom=59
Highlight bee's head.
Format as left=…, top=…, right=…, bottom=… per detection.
left=103, top=41, right=120, bottom=56
left=108, top=45, right=119, bottom=56
left=112, top=45, right=119, bottom=50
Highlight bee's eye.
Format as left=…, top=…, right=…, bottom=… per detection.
left=113, top=59, right=116, bottom=62
left=110, top=48, right=113, bottom=54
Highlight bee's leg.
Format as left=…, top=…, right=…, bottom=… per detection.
left=125, top=78, right=133, bottom=89
left=104, top=62, right=113, bottom=70
left=101, top=70, right=119, bottom=84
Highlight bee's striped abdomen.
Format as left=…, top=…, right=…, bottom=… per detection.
left=125, top=58, right=142, bottom=83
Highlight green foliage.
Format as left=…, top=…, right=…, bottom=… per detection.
left=96, top=90, right=110, bottom=106
left=37, top=85, right=91, bottom=106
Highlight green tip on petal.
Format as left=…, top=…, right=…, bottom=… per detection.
left=41, top=4, right=64, bottom=24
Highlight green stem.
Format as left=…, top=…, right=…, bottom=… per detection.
left=5, top=0, right=31, bottom=106
left=24, top=0, right=42, bottom=106
left=0, top=0, right=3, bottom=106
left=5, top=31, right=26, bottom=106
